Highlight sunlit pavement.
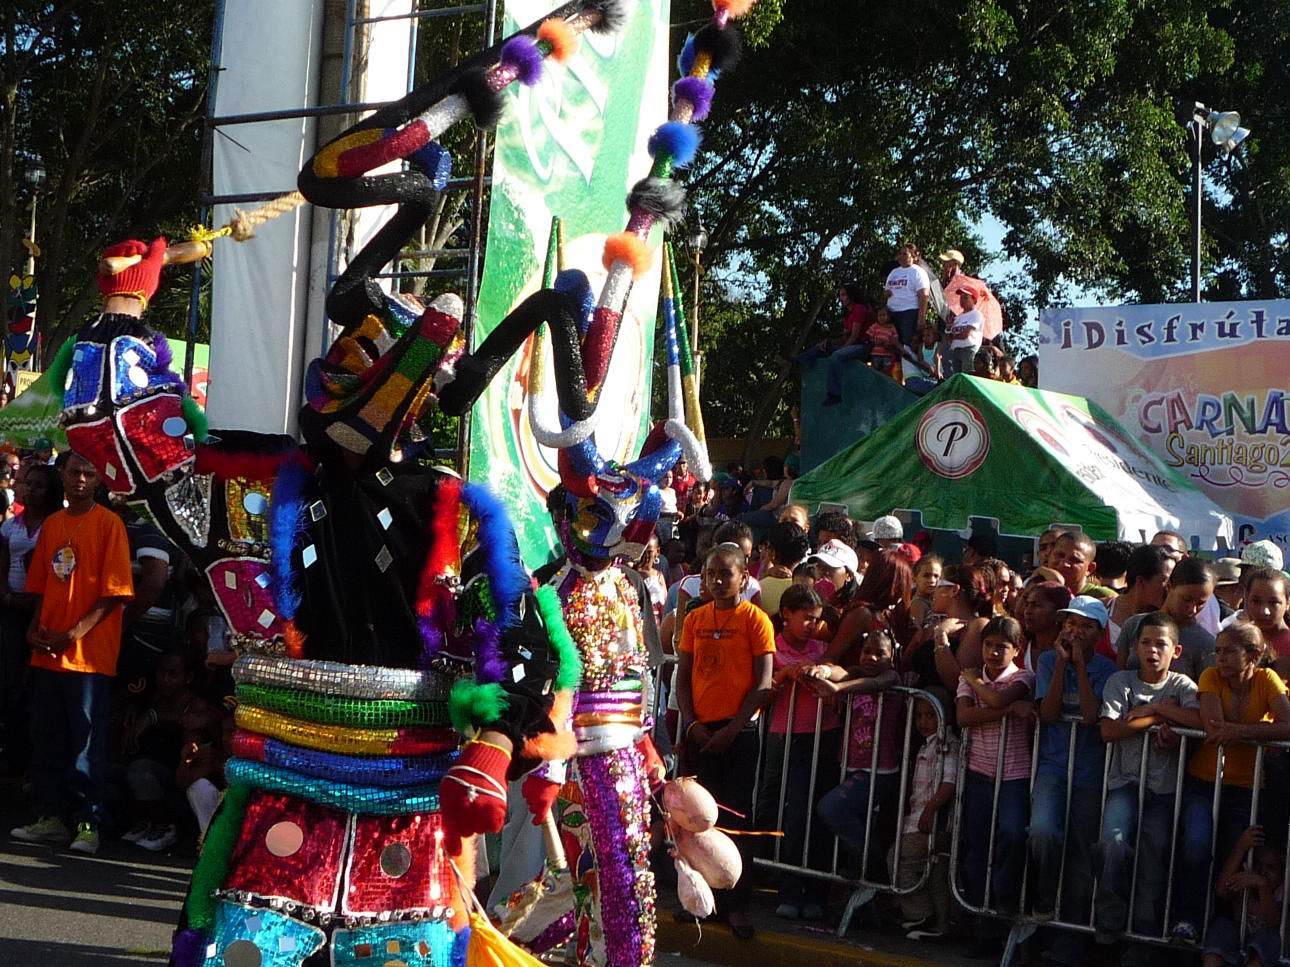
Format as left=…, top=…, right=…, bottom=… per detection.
left=0, top=790, right=189, bottom=965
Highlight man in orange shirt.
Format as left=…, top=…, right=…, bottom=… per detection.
left=10, top=451, right=133, bottom=854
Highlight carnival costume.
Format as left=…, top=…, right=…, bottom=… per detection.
left=474, top=4, right=756, bottom=965
left=68, top=5, right=632, bottom=967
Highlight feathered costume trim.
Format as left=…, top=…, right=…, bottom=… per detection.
left=267, top=458, right=312, bottom=622
left=449, top=678, right=509, bottom=736
left=461, top=482, right=529, bottom=629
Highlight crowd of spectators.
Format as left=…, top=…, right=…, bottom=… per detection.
left=2, top=447, right=235, bottom=856
left=796, top=242, right=1036, bottom=403
left=644, top=484, right=1290, bottom=962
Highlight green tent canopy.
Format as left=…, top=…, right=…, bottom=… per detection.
left=790, top=374, right=1234, bottom=549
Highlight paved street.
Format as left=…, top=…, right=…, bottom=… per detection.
left=0, top=784, right=723, bottom=967
left=0, top=804, right=189, bottom=965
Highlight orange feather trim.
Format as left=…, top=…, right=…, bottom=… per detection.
left=602, top=231, right=652, bottom=280
left=522, top=689, right=577, bottom=761
left=537, top=18, right=579, bottom=63
left=283, top=621, right=306, bottom=659
left=713, top=0, right=756, bottom=16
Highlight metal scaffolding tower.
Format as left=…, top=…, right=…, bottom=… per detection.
left=192, top=0, right=500, bottom=388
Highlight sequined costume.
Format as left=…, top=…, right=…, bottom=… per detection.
left=476, top=5, right=756, bottom=964
left=58, top=6, right=632, bottom=967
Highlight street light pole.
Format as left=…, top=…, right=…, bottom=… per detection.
left=26, top=193, right=39, bottom=278
left=1192, top=114, right=1202, bottom=303
left=1188, top=103, right=1250, bottom=303
left=689, top=221, right=707, bottom=384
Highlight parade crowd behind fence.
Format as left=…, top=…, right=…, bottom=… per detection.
left=739, top=682, right=1290, bottom=966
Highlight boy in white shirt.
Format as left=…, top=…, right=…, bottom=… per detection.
left=948, top=286, right=985, bottom=375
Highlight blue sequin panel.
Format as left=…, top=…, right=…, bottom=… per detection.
left=332, top=920, right=458, bottom=967
left=64, top=342, right=106, bottom=409
left=204, top=901, right=325, bottom=967
left=226, top=759, right=441, bottom=815
left=110, top=335, right=182, bottom=404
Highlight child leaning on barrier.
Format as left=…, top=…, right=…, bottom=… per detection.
left=1094, top=612, right=1201, bottom=964
left=803, top=631, right=902, bottom=880
left=1030, top=596, right=1118, bottom=967
left=1202, top=825, right=1284, bottom=967
left=887, top=687, right=958, bottom=941
left=954, top=615, right=1034, bottom=953
left=1173, top=621, right=1290, bottom=946
left=758, top=584, right=841, bottom=921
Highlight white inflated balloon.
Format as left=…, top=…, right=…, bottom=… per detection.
left=663, top=777, right=718, bottom=832
left=674, top=855, right=715, bottom=918
left=674, top=826, right=742, bottom=890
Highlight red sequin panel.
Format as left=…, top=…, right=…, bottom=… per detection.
left=341, top=811, right=455, bottom=916
left=116, top=394, right=194, bottom=482
left=224, top=792, right=347, bottom=910
left=66, top=419, right=135, bottom=494
left=206, top=557, right=285, bottom=639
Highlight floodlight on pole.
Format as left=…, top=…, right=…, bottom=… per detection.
left=1187, top=102, right=1251, bottom=302
left=689, top=220, right=708, bottom=363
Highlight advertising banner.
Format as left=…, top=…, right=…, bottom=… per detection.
left=468, top=0, right=670, bottom=567
left=1040, top=300, right=1290, bottom=556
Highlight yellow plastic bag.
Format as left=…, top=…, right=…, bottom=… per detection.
left=464, top=911, right=548, bottom=967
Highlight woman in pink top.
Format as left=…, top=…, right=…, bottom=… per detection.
left=803, top=631, right=902, bottom=876
left=955, top=616, right=1035, bottom=950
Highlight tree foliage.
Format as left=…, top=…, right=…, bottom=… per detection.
left=670, top=0, right=1284, bottom=453
left=1, top=1, right=213, bottom=361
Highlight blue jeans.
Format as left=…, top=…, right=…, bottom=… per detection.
left=824, top=344, right=872, bottom=399
left=960, top=771, right=1030, bottom=912
left=1176, top=776, right=1255, bottom=927
left=817, top=769, right=900, bottom=878
left=949, top=345, right=977, bottom=374
left=28, top=667, right=112, bottom=826
left=1095, top=785, right=1175, bottom=938
left=889, top=309, right=920, bottom=350
left=760, top=730, right=840, bottom=904
left=1204, top=915, right=1281, bottom=966
left=1029, top=771, right=1101, bottom=914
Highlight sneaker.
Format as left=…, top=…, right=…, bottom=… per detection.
left=121, top=821, right=150, bottom=843
left=137, top=823, right=177, bottom=852
left=68, top=822, right=100, bottom=855
left=800, top=903, right=825, bottom=922
left=1170, top=921, right=1199, bottom=945
left=907, top=927, right=945, bottom=941
left=774, top=903, right=800, bottom=920
left=10, top=816, right=71, bottom=845
left=901, top=916, right=932, bottom=931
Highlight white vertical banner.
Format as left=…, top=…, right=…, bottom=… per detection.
left=348, top=0, right=415, bottom=280
left=209, top=0, right=325, bottom=435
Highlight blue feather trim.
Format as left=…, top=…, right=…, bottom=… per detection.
left=648, top=121, right=701, bottom=168
left=461, top=483, right=530, bottom=628
left=267, top=459, right=312, bottom=620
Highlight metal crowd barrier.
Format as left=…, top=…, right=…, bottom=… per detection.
left=950, top=712, right=1290, bottom=966
left=750, top=682, right=951, bottom=937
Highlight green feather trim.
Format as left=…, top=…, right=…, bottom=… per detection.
left=185, top=784, right=251, bottom=929
left=536, top=585, right=581, bottom=692
left=181, top=394, right=210, bottom=443
left=43, top=339, right=76, bottom=397
left=449, top=679, right=509, bottom=736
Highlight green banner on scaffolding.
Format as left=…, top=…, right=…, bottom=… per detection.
left=468, top=0, right=670, bottom=567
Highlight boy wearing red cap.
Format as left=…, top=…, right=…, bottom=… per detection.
left=948, top=286, right=985, bottom=375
